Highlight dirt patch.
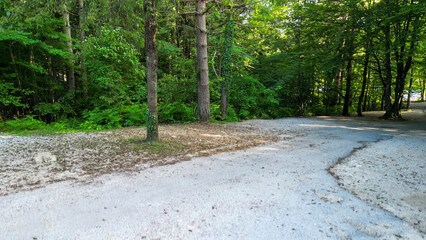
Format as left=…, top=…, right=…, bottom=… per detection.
left=0, top=122, right=278, bottom=196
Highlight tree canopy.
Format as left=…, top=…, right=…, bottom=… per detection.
left=1, top=0, right=425, bottom=130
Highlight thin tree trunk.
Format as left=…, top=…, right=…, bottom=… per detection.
left=358, top=42, right=370, bottom=116
left=406, top=66, right=414, bottom=110
left=78, top=0, right=88, bottom=102
left=421, top=77, right=425, bottom=101
left=342, top=57, right=352, bottom=116
left=382, top=4, right=393, bottom=118
left=9, top=44, right=22, bottom=90
left=29, top=45, right=38, bottom=106
left=63, top=2, right=75, bottom=95
left=363, top=68, right=371, bottom=111
left=144, top=0, right=159, bottom=142
left=47, top=56, right=55, bottom=104
left=10, top=43, right=24, bottom=116
left=220, top=15, right=233, bottom=118
left=195, top=0, right=210, bottom=121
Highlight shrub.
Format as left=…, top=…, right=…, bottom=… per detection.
left=159, top=102, right=196, bottom=123
left=0, top=115, right=45, bottom=132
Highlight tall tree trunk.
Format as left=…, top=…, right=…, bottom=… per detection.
left=63, top=2, right=75, bottom=95
left=47, top=56, right=55, bottom=104
left=334, top=38, right=346, bottom=107
left=29, top=45, right=38, bottom=106
left=406, top=65, right=414, bottom=110
left=421, top=77, right=425, bottom=101
left=144, top=0, right=159, bottom=142
left=9, top=44, right=22, bottom=90
left=195, top=0, right=210, bottom=121
left=220, top=15, right=234, bottom=118
left=342, top=56, right=353, bottom=116
left=363, top=68, right=371, bottom=112
left=10, top=43, right=24, bottom=116
left=358, top=42, right=370, bottom=116
left=382, top=19, right=393, bottom=118
left=78, top=0, right=88, bottom=103
left=389, top=16, right=417, bottom=119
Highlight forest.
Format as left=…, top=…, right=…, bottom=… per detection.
left=0, top=0, right=425, bottom=136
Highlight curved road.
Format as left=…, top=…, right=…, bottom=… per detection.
left=1, top=103, right=425, bottom=239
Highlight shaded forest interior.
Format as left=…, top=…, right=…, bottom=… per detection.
left=1, top=0, right=425, bottom=132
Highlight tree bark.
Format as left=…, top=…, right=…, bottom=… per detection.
left=220, top=15, right=233, bottom=118
left=406, top=65, right=414, bottom=110
left=29, top=45, right=38, bottom=106
left=78, top=0, right=88, bottom=103
left=63, top=2, right=75, bottom=95
left=363, top=68, right=371, bottom=111
left=195, top=0, right=210, bottom=121
left=144, top=0, right=159, bottom=142
left=381, top=19, right=393, bottom=118
left=358, top=42, right=370, bottom=116
left=342, top=56, right=352, bottom=116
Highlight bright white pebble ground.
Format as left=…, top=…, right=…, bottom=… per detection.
left=1, top=102, right=425, bottom=240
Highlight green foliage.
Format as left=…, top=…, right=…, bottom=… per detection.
left=146, top=110, right=156, bottom=135
left=159, top=102, right=196, bottom=123
left=210, top=104, right=238, bottom=122
left=34, top=102, right=73, bottom=120
left=1, top=0, right=425, bottom=132
left=0, top=115, right=45, bottom=132
left=0, top=81, right=25, bottom=108
left=85, top=27, right=146, bottom=110
left=307, top=105, right=343, bottom=116
left=229, top=74, right=280, bottom=119
left=82, top=103, right=147, bottom=129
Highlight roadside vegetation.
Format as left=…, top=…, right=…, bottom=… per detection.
left=1, top=0, right=425, bottom=136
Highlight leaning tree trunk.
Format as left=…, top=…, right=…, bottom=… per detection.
left=144, top=0, right=159, bottom=142
left=195, top=0, right=210, bottom=122
left=63, top=2, right=75, bottom=95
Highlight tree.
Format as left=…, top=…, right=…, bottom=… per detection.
left=195, top=0, right=210, bottom=121
left=63, top=1, right=75, bottom=95
left=144, top=0, right=159, bottom=141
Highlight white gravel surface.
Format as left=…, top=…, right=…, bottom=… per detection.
left=1, top=103, right=425, bottom=240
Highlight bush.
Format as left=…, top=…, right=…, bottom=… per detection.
left=121, top=104, right=147, bottom=126
left=0, top=115, right=45, bottom=132
left=307, top=105, right=343, bottom=116
left=81, top=103, right=147, bottom=130
left=159, top=102, right=196, bottom=123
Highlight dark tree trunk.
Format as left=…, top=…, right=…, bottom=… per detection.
left=382, top=21, right=393, bottom=118
left=9, top=44, right=22, bottom=90
left=406, top=66, right=414, bottom=110
left=363, top=68, right=371, bottom=112
left=29, top=45, right=38, bottom=106
left=195, top=0, right=210, bottom=122
left=144, top=0, right=159, bottom=142
left=342, top=57, right=353, bottom=116
left=358, top=42, right=370, bottom=116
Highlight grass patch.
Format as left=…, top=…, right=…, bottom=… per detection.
left=0, top=116, right=110, bottom=135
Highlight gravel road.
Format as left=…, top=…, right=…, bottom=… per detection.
left=1, top=102, right=425, bottom=239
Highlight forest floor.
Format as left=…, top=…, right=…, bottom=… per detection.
left=1, top=102, right=425, bottom=239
